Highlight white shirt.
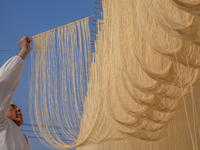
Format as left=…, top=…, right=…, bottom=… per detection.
left=0, top=56, right=31, bottom=150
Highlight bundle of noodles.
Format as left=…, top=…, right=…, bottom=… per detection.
left=29, top=0, right=200, bottom=149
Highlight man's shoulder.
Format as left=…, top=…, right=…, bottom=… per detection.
left=0, top=117, right=8, bottom=129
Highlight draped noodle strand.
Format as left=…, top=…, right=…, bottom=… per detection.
left=30, top=0, right=200, bottom=149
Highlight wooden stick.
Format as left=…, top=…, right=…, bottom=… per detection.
left=31, top=15, right=96, bottom=39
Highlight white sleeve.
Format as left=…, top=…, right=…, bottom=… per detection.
left=0, top=56, right=24, bottom=124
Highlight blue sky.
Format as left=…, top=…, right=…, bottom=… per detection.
left=0, top=0, right=96, bottom=149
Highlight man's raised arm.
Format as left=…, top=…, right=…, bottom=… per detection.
left=0, top=36, right=32, bottom=124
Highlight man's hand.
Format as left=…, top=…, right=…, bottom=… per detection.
left=18, top=36, right=32, bottom=60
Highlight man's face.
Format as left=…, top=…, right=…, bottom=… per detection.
left=7, top=104, right=23, bottom=127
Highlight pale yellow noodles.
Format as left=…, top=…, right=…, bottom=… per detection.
left=30, top=0, right=200, bottom=149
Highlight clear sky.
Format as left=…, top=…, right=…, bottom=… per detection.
left=0, top=0, right=96, bottom=149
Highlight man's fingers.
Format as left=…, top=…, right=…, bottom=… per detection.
left=22, top=36, right=32, bottom=44
left=28, top=38, right=32, bottom=44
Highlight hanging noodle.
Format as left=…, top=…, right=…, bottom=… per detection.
left=30, top=0, right=200, bottom=150
left=30, top=17, right=92, bottom=149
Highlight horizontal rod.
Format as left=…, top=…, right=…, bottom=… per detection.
left=31, top=14, right=96, bottom=39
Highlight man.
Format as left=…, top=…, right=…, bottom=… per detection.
left=0, top=36, right=32, bottom=150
